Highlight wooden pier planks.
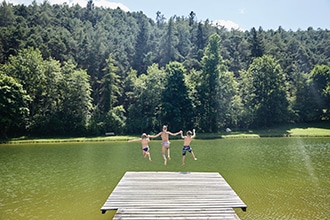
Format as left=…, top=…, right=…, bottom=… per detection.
left=112, top=208, right=240, bottom=219
left=101, top=172, right=247, bottom=219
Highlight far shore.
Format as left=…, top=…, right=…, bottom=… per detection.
left=2, top=122, right=330, bottom=144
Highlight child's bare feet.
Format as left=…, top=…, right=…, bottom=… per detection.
left=168, top=156, right=171, bottom=160
left=194, top=158, right=197, bottom=160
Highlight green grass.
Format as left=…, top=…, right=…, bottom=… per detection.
left=2, top=135, right=133, bottom=144
left=195, top=122, right=330, bottom=139
left=2, top=122, right=330, bottom=144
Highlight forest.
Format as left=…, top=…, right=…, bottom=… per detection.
left=0, top=0, right=330, bottom=139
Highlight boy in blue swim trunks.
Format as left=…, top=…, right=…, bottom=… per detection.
left=181, top=129, right=197, bottom=166
left=149, top=125, right=181, bottom=165
left=128, top=133, right=152, bottom=161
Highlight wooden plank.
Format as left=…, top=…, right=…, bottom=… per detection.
left=113, top=208, right=240, bottom=220
left=101, top=172, right=247, bottom=217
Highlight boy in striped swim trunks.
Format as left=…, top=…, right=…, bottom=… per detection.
left=181, top=129, right=197, bottom=166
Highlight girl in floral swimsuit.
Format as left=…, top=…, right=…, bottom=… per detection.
left=149, top=125, right=181, bottom=165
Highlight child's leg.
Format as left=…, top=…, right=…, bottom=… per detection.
left=182, top=155, right=185, bottom=166
left=167, top=147, right=171, bottom=160
left=147, top=151, right=152, bottom=161
left=191, top=151, right=197, bottom=160
left=162, top=146, right=167, bottom=165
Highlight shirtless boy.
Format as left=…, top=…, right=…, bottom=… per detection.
left=128, top=133, right=152, bottom=161
left=149, top=125, right=181, bottom=165
left=181, top=129, right=197, bottom=166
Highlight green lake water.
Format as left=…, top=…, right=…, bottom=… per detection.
left=0, top=137, right=329, bottom=220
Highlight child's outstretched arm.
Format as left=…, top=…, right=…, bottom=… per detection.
left=148, top=132, right=161, bottom=138
left=168, top=130, right=182, bottom=136
left=180, top=130, right=184, bottom=139
left=192, top=129, right=196, bottom=138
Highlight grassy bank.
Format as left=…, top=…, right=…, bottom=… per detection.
left=2, top=122, right=330, bottom=144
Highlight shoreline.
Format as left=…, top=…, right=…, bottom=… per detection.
left=2, top=122, right=330, bottom=144
left=2, top=131, right=330, bottom=145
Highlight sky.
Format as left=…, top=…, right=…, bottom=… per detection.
left=5, top=0, right=330, bottom=31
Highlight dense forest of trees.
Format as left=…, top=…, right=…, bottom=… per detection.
left=0, top=0, right=330, bottom=138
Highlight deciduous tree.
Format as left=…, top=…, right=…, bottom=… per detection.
left=0, top=72, right=30, bottom=139
left=245, top=55, right=289, bottom=127
left=161, top=62, right=193, bottom=131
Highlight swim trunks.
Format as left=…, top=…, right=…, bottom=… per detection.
left=143, top=147, right=149, bottom=152
left=182, top=145, right=192, bottom=156
left=162, top=141, right=170, bottom=147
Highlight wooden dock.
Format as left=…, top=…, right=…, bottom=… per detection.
left=101, top=172, right=247, bottom=219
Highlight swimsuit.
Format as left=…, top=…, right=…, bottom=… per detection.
left=182, top=145, right=192, bottom=156
left=162, top=141, right=170, bottom=147
left=143, top=147, right=149, bottom=152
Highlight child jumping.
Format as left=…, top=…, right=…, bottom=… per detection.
left=149, top=125, right=181, bottom=165
left=128, top=133, right=152, bottom=161
left=181, top=129, right=197, bottom=166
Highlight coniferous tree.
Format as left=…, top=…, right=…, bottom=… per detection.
left=197, top=33, right=223, bottom=132
left=0, top=0, right=15, bottom=27
left=249, top=27, right=264, bottom=60
left=132, top=14, right=150, bottom=75
left=176, top=16, right=191, bottom=62
left=158, top=17, right=180, bottom=67
left=188, top=11, right=196, bottom=26
left=156, top=11, right=166, bottom=28
left=99, top=54, right=119, bottom=113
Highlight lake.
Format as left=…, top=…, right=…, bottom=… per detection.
left=0, top=137, right=329, bottom=219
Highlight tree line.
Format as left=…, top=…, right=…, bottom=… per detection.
left=0, top=0, right=329, bottom=138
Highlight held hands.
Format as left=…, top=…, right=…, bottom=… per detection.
left=175, top=130, right=182, bottom=135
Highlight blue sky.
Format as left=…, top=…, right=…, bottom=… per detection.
left=6, top=0, right=330, bottom=31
